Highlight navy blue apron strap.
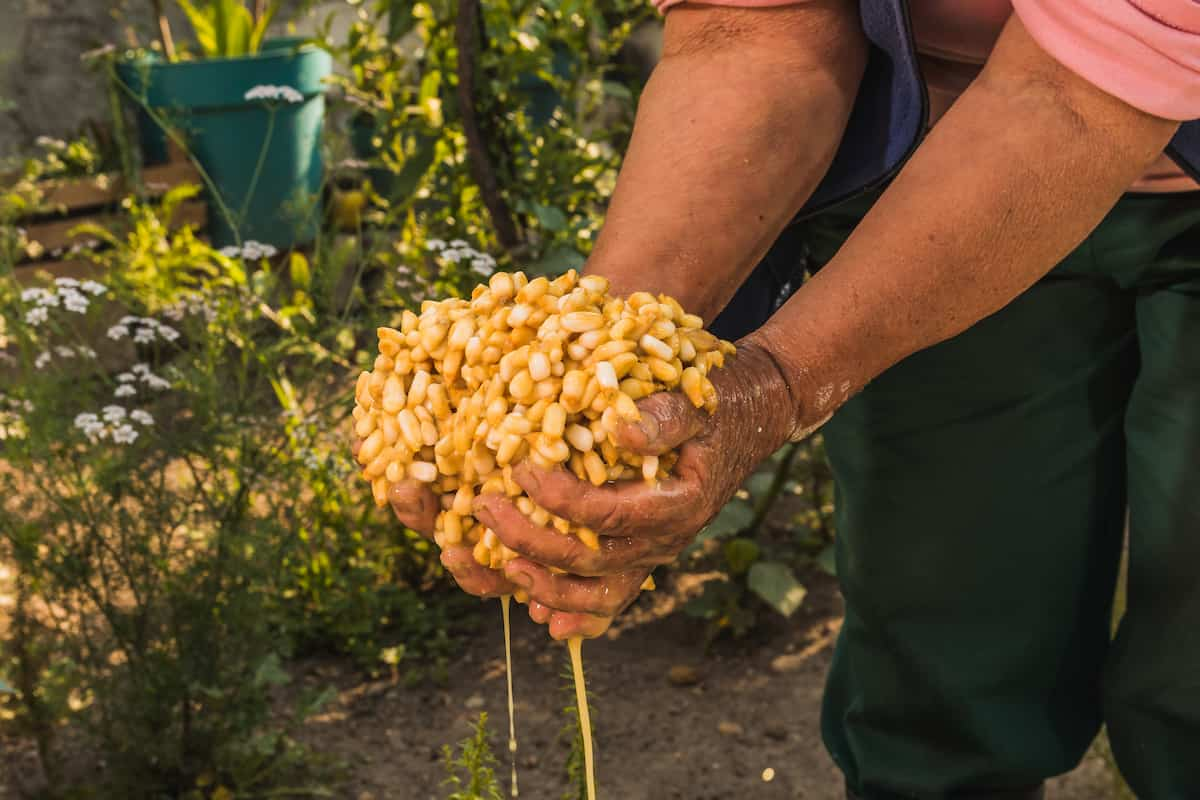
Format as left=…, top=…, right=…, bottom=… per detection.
left=794, top=0, right=1200, bottom=219
left=795, top=0, right=927, bottom=220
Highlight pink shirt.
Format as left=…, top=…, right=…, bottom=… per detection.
left=654, top=0, right=1200, bottom=192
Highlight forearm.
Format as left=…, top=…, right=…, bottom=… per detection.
left=585, top=2, right=865, bottom=322
left=752, top=17, right=1180, bottom=433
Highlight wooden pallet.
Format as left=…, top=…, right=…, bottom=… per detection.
left=9, top=159, right=208, bottom=283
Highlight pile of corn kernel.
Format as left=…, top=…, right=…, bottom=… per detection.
left=352, top=270, right=734, bottom=575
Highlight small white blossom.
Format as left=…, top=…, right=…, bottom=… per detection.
left=62, top=291, right=89, bottom=314
left=116, top=372, right=136, bottom=383
left=77, top=346, right=97, bottom=359
left=441, top=249, right=464, bottom=263
left=35, top=135, right=67, bottom=149
left=131, top=363, right=151, bottom=376
left=101, top=405, right=127, bottom=423
left=219, top=245, right=241, bottom=258
left=155, top=324, right=180, bottom=342
left=133, top=327, right=156, bottom=344
left=425, top=239, right=446, bottom=251
left=54, top=277, right=80, bottom=288
left=80, top=280, right=107, bottom=296
left=34, top=352, right=52, bottom=369
left=470, top=256, right=495, bottom=275
left=54, top=346, right=75, bottom=358
left=449, top=239, right=468, bottom=249
left=129, top=410, right=153, bottom=426
left=111, top=424, right=138, bottom=444
left=113, top=384, right=137, bottom=398
left=107, top=324, right=129, bottom=340
left=21, top=288, right=49, bottom=303
left=143, top=375, right=171, bottom=391
left=244, top=84, right=303, bottom=104
left=74, top=412, right=99, bottom=427
left=25, top=307, right=49, bottom=326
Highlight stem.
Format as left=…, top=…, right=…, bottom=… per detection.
left=748, top=442, right=800, bottom=534
left=150, top=0, right=177, bottom=62
left=238, top=109, right=277, bottom=226
left=454, top=0, right=522, bottom=253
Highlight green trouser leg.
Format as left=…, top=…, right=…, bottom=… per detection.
left=791, top=191, right=1200, bottom=799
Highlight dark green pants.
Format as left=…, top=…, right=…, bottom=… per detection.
left=715, top=191, right=1200, bottom=799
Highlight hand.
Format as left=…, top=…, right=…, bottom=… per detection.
left=474, top=337, right=799, bottom=639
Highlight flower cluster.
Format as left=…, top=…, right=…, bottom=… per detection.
left=20, top=278, right=107, bottom=325
left=244, top=84, right=304, bottom=104
left=0, top=395, right=33, bottom=441
left=162, top=291, right=218, bottom=324
left=33, top=345, right=98, bottom=370
left=219, top=241, right=279, bottom=261
left=73, top=405, right=153, bottom=445
left=426, top=239, right=496, bottom=276
left=107, top=316, right=180, bottom=344
left=113, top=363, right=172, bottom=396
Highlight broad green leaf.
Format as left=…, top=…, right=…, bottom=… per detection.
left=249, top=0, right=282, bottom=54
left=530, top=203, right=567, bottom=232
left=748, top=561, right=807, bottom=618
left=177, top=0, right=218, bottom=55
left=527, top=245, right=585, bottom=277
left=816, top=543, right=837, bottom=576
left=722, top=537, right=759, bottom=576
left=691, top=498, right=754, bottom=549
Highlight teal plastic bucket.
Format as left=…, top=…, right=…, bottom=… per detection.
left=115, top=39, right=332, bottom=248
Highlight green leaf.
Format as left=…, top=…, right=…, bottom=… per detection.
left=249, top=0, right=282, bottom=54
left=288, top=252, right=311, bottom=290
left=722, top=537, right=760, bottom=576
left=691, top=498, right=754, bottom=549
left=530, top=203, right=567, bottom=232
left=178, top=0, right=218, bottom=55
left=253, top=653, right=290, bottom=688
left=527, top=245, right=585, bottom=277
left=601, top=81, right=632, bottom=100
left=744, top=471, right=775, bottom=503
left=815, top=543, right=837, bottom=576
left=747, top=561, right=807, bottom=618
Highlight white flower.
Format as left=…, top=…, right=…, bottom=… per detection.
left=21, top=288, right=49, bottom=303
left=54, top=346, right=75, bottom=358
left=25, top=307, right=49, bottom=325
left=470, top=256, right=495, bottom=275
left=80, top=280, right=107, bottom=296
left=34, top=352, right=52, bottom=369
left=80, top=420, right=106, bottom=441
left=116, top=372, right=136, bottom=383
left=131, top=363, right=151, bottom=376
left=155, top=323, right=180, bottom=342
left=77, top=346, right=97, bottom=359
left=449, top=239, right=468, bottom=249
left=35, top=135, right=67, bottom=149
left=441, top=249, right=464, bottom=263
left=61, top=290, right=89, bottom=314
left=219, top=245, right=241, bottom=258
left=425, top=239, right=446, bottom=251
left=101, top=405, right=127, bottom=423
left=163, top=306, right=185, bottom=321
left=143, top=375, right=171, bottom=391
left=107, top=324, right=129, bottom=340
left=133, top=327, right=156, bottom=344
left=130, top=410, right=153, bottom=426
left=111, top=424, right=138, bottom=444
left=113, top=385, right=137, bottom=398
left=244, top=84, right=303, bottom=104
left=36, top=291, right=60, bottom=307
left=54, top=277, right=80, bottom=288
left=74, top=412, right=99, bottom=428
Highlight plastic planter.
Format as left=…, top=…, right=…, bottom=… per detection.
left=116, top=38, right=333, bottom=248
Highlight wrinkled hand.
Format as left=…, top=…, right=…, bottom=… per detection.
left=475, top=337, right=798, bottom=639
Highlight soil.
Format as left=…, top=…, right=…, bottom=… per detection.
left=290, top=568, right=1119, bottom=800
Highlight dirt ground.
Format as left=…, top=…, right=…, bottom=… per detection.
left=294, top=568, right=1119, bottom=800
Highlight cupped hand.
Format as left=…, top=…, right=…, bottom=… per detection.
left=475, top=337, right=799, bottom=639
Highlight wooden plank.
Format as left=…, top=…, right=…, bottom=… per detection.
left=11, top=259, right=102, bottom=286
left=20, top=201, right=208, bottom=261
left=26, top=161, right=203, bottom=215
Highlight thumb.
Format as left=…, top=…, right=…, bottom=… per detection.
left=614, top=390, right=707, bottom=455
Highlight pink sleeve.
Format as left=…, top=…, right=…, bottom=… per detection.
left=653, top=0, right=799, bottom=12
left=1012, top=0, right=1200, bottom=121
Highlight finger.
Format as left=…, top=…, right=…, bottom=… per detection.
left=511, top=462, right=700, bottom=538
left=475, top=494, right=647, bottom=575
left=612, top=391, right=707, bottom=456
left=548, top=611, right=612, bottom=641
left=503, top=558, right=645, bottom=617
left=389, top=480, right=439, bottom=538
left=441, top=547, right=518, bottom=597
left=528, top=600, right=553, bottom=625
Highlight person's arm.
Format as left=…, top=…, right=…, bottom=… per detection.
left=586, top=1, right=866, bottom=322
left=486, top=12, right=1184, bottom=639
left=749, top=15, right=1181, bottom=433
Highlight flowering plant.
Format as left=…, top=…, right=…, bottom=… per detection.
left=175, top=0, right=281, bottom=59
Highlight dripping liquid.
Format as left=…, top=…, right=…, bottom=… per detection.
left=501, top=595, right=518, bottom=798
left=568, top=636, right=596, bottom=800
